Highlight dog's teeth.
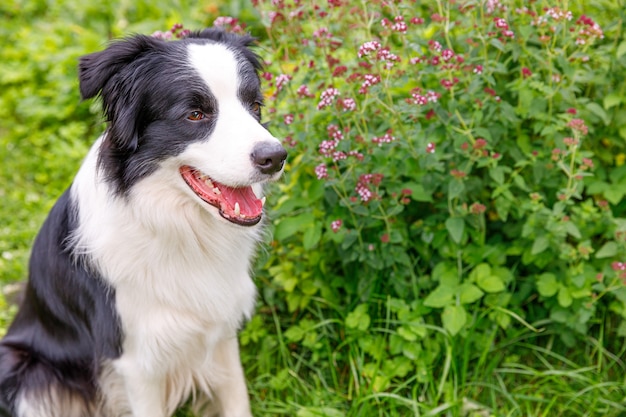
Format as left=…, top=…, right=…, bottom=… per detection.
left=213, top=187, right=221, bottom=195
left=261, top=196, right=266, bottom=207
left=204, top=178, right=213, bottom=187
left=234, top=202, right=241, bottom=216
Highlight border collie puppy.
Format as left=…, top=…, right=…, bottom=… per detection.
left=0, top=28, right=286, bottom=417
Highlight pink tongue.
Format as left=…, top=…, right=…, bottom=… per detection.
left=219, top=184, right=262, bottom=217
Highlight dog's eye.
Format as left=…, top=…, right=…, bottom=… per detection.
left=250, top=102, right=262, bottom=115
left=187, top=111, right=206, bottom=121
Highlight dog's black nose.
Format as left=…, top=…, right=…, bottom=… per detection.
left=251, top=142, right=287, bottom=175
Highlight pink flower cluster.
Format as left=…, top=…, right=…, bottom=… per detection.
left=359, top=74, right=381, bottom=94
left=486, top=0, right=505, bottom=14
left=544, top=7, right=573, bottom=22
left=319, top=124, right=351, bottom=162
left=358, top=41, right=381, bottom=58
left=563, top=137, right=579, bottom=147
left=612, top=262, right=626, bottom=271
left=327, top=124, right=344, bottom=140
left=531, top=8, right=604, bottom=45
left=357, top=40, right=401, bottom=69
left=330, top=219, right=343, bottom=233
left=315, top=163, right=328, bottom=179
left=410, top=88, right=441, bottom=105
left=493, top=17, right=514, bottom=38
left=581, top=158, right=594, bottom=170
left=313, top=27, right=331, bottom=39
left=152, top=23, right=190, bottom=40
left=576, top=15, right=604, bottom=44
left=372, top=131, right=396, bottom=146
left=377, top=48, right=401, bottom=68
left=318, top=87, right=340, bottom=109
left=319, top=139, right=338, bottom=156
left=275, top=74, right=292, bottom=93
left=568, top=118, right=589, bottom=135
left=381, top=15, right=407, bottom=33
left=297, top=85, right=314, bottom=98
left=470, top=202, right=487, bottom=214
left=213, top=16, right=246, bottom=33
left=441, top=49, right=455, bottom=61
left=339, top=98, right=356, bottom=111
left=428, top=40, right=442, bottom=53
left=355, top=174, right=383, bottom=202
left=441, top=77, right=460, bottom=90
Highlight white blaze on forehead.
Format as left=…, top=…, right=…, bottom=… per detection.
left=181, top=41, right=278, bottom=187
left=187, top=42, right=241, bottom=100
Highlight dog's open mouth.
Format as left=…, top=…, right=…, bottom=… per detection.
left=179, top=166, right=264, bottom=226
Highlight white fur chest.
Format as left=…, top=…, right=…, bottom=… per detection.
left=70, top=143, right=260, bottom=377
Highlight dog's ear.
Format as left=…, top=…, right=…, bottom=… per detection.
left=79, top=35, right=163, bottom=152
left=79, top=35, right=162, bottom=99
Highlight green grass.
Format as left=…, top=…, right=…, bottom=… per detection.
left=242, top=306, right=626, bottom=416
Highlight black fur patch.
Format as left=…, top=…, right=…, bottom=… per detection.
left=0, top=190, right=121, bottom=415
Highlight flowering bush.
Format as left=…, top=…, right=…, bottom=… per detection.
left=240, top=0, right=626, bottom=413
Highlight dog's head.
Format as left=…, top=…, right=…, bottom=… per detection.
left=78, top=29, right=286, bottom=226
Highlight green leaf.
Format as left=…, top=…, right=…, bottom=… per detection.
left=274, top=212, right=314, bottom=241
left=346, top=304, right=370, bottom=331
left=494, top=310, right=511, bottom=329
left=604, top=187, right=626, bottom=205
left=489, top=166, right=505, bottom=185
left=536, top=273, right=558, bottom=297
left=442, top=305, right=467, bottom=335
left=284, top=325, right=305, bottom=342
left=558, top=286, right=573, bottom=308
left=470, top=263, right=491, bottom=281
left=477, top=274, right=505, bottom=293
left=513, top=174, right=529, bottom=191
left=474, top=127, right=492, bottom=141
left=604, top=93, right=622, bottom=110
left=397, top=326, right=418, bottom=342
left=489, top=38, right=505, bottom=52
left=424, top=285, right=456, bottom=308
left=448, top=179, right=465, bottom=200
left=445, top=217, right=465, bottom=244
left=494, top=196, right=511, bottom=221
left=586, top=102, right=610, bottom=125
left=517, top=89, right=532, bottom=117
left=340, top=230, right=359, bottom=250
left=617, top=40, right=626, bottom=59
left=282, top=277, right=298, bottom=293
left=459, top=283, right=484, bottom=304
left=596, top=241, right=618, bottom=259
left=302, top=223, right=322, bottom=250
left=531, top=235, right=549, bottom=255
left=586, top=181, right=609, bottom=195
left=439, top=267, right=459, bottom=287
left=564, top=222, right=581, bottom=239
left=404, top=182, right=433, bottom=202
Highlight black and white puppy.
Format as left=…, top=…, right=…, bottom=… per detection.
left=0, top=28, right=286, bottom=417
